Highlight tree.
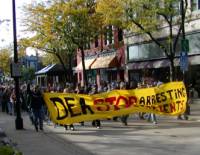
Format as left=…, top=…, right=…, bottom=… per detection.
left=0, top=48, right=12, bottom=75
left=21, top=1, right=77, bottom=83
left=21, top=67, right=35, bottom=82
left=42, top=53, right=60, bottom=66
left=97, top=0, right=188, bottom=81
left=59, top=0, right=102, bottom=87
left=45, top=0, right=103, bottom=87
left=22, top=0, right=103, bottom=87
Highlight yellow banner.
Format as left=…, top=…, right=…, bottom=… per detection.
left=43, top=81, right=187, bottom=125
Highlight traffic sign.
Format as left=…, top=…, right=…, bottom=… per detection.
left=180, top=52, right=188, bottom=72
left=10, top=62, right=22, bottom=77
left=181, top=39, right=189, bottom=52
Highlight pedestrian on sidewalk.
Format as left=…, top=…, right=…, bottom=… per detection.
left=9, top=88, right=16, bottom=115
left=0, top=86, right=4, bottom=111
left=2, top=87, right=10, bottom=114
left=30, top=85, right=45, bottom=132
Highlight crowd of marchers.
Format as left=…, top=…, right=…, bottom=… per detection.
left=0, top=78, right=189, bottom=132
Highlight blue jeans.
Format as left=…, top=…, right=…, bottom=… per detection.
left=147, top=113, right=157, bottom=123
left=33, top=108, right=44, bottom=129
left=7, top=102, right=13, bottom=115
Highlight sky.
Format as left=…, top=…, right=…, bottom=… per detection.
left=0, top=0, right=31, bottom=46
left=0, top=0, right=42, bottom=55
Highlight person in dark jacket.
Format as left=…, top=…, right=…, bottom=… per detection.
left=30, top=85, right=44, bottom=132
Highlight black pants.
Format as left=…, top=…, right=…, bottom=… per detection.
left=92, top=120, right=101, bottom=127
left=121, top=115, right=129, bottom=125
left=2, top=101, right=8, bottom=113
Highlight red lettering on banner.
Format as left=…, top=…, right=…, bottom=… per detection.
left=94, top=99, right=106, bottom=111
left=128, top=96, right=137, bottom=108
left=93, top=96, right=138, bottom=111
left=159, top=105, right=164, bottom=112
left=180, top=100, right=184, bottom=111
left=170, top=102, right=176, bottom=112
left=115, top=96, right=128, bottom=110
left=105, top=97, right=116, bottom=110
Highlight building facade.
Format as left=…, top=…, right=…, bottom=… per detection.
left=125, top=0, right=200, bottom=97
left=76, top=26, right=126, bottom=87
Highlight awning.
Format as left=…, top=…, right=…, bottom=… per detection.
left=127, top=55, right=200, bottom=70
left=76, top=57, right=96, bottom=71
left=91, top=52, right=118, bottom=69
left=35, top=64, right=66, bottom=75
left=128, top=59, right=167, bottom=70
left=35, top=64, right=56, bottom=75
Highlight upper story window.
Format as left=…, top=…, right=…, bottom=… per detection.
left=191, top=0, right=200, bottom=11
left=104, top=26, right=114, bottom=45
left=95, top=36, right=98, bottom=48
left=84, top=42, right=90, bottom=50
left=104, top=31, right=107, bottom=45
left=118, top=28, right=123, bottom=42
left=127, top=32, right=200, bottom=62
left=172, top=1, right=181, bottom=15
left=108, top=26, right=114, bottom=44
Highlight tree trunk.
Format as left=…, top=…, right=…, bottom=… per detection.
left=68, top=53, right=73, bottom=83
left=169, top=57, right=175, bottom=82
left=56, top=53, right=68, bottom=82
left=80, top=46, right=88, bottom=89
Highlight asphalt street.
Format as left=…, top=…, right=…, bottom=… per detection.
left=0, top=102, right=200, bottom=155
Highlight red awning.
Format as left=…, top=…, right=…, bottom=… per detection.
left=91, top=53, right=118, bottom=69
left=76, top=57, right=96, bottom=71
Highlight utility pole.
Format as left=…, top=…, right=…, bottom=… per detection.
left=12, top=0, right=23, bottom=129
left=180, top=0, right=189, bottom=119
left=180, top=0, right=189, bottom=81
left=181, top=0, right=185, bottom=40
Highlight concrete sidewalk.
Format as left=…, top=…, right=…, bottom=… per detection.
left=0, top=112, right=94, bottom=155
left=0, top=102, right=200, bottom=155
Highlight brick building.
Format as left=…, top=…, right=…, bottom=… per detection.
left=76, top=26, right=126, bottom=87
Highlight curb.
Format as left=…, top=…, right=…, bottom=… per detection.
left=0, top=128, right=6, bottom=138
left=0, top=127, right=11, bottom=146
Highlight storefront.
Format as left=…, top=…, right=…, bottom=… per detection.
left=90, top=51, right=120, bottom=86
left=126, top=31, right=200, bottom=97
left=76, top=50, right=125, bottom=87
left=76, top=55, right=97, bottom=85
left=35, top=64, right=66, bottom=87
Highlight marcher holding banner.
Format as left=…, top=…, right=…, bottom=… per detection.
left=120, top=81, right=129, bottom=126
left=63, top=85, right=75, bottom=131
left=91, top=84, right=101, bottom=129
left=147, top=78, right=163, bottom=124
left=43, top=82, right=187, bottom=126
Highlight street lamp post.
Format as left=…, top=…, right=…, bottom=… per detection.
left=180, top=0, right=189, bottom=83
left=180, top=0, right=190, bottom=118
left=12, top=0, right=23, bottom=129
left=181, top=0, right=185, bottom=40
